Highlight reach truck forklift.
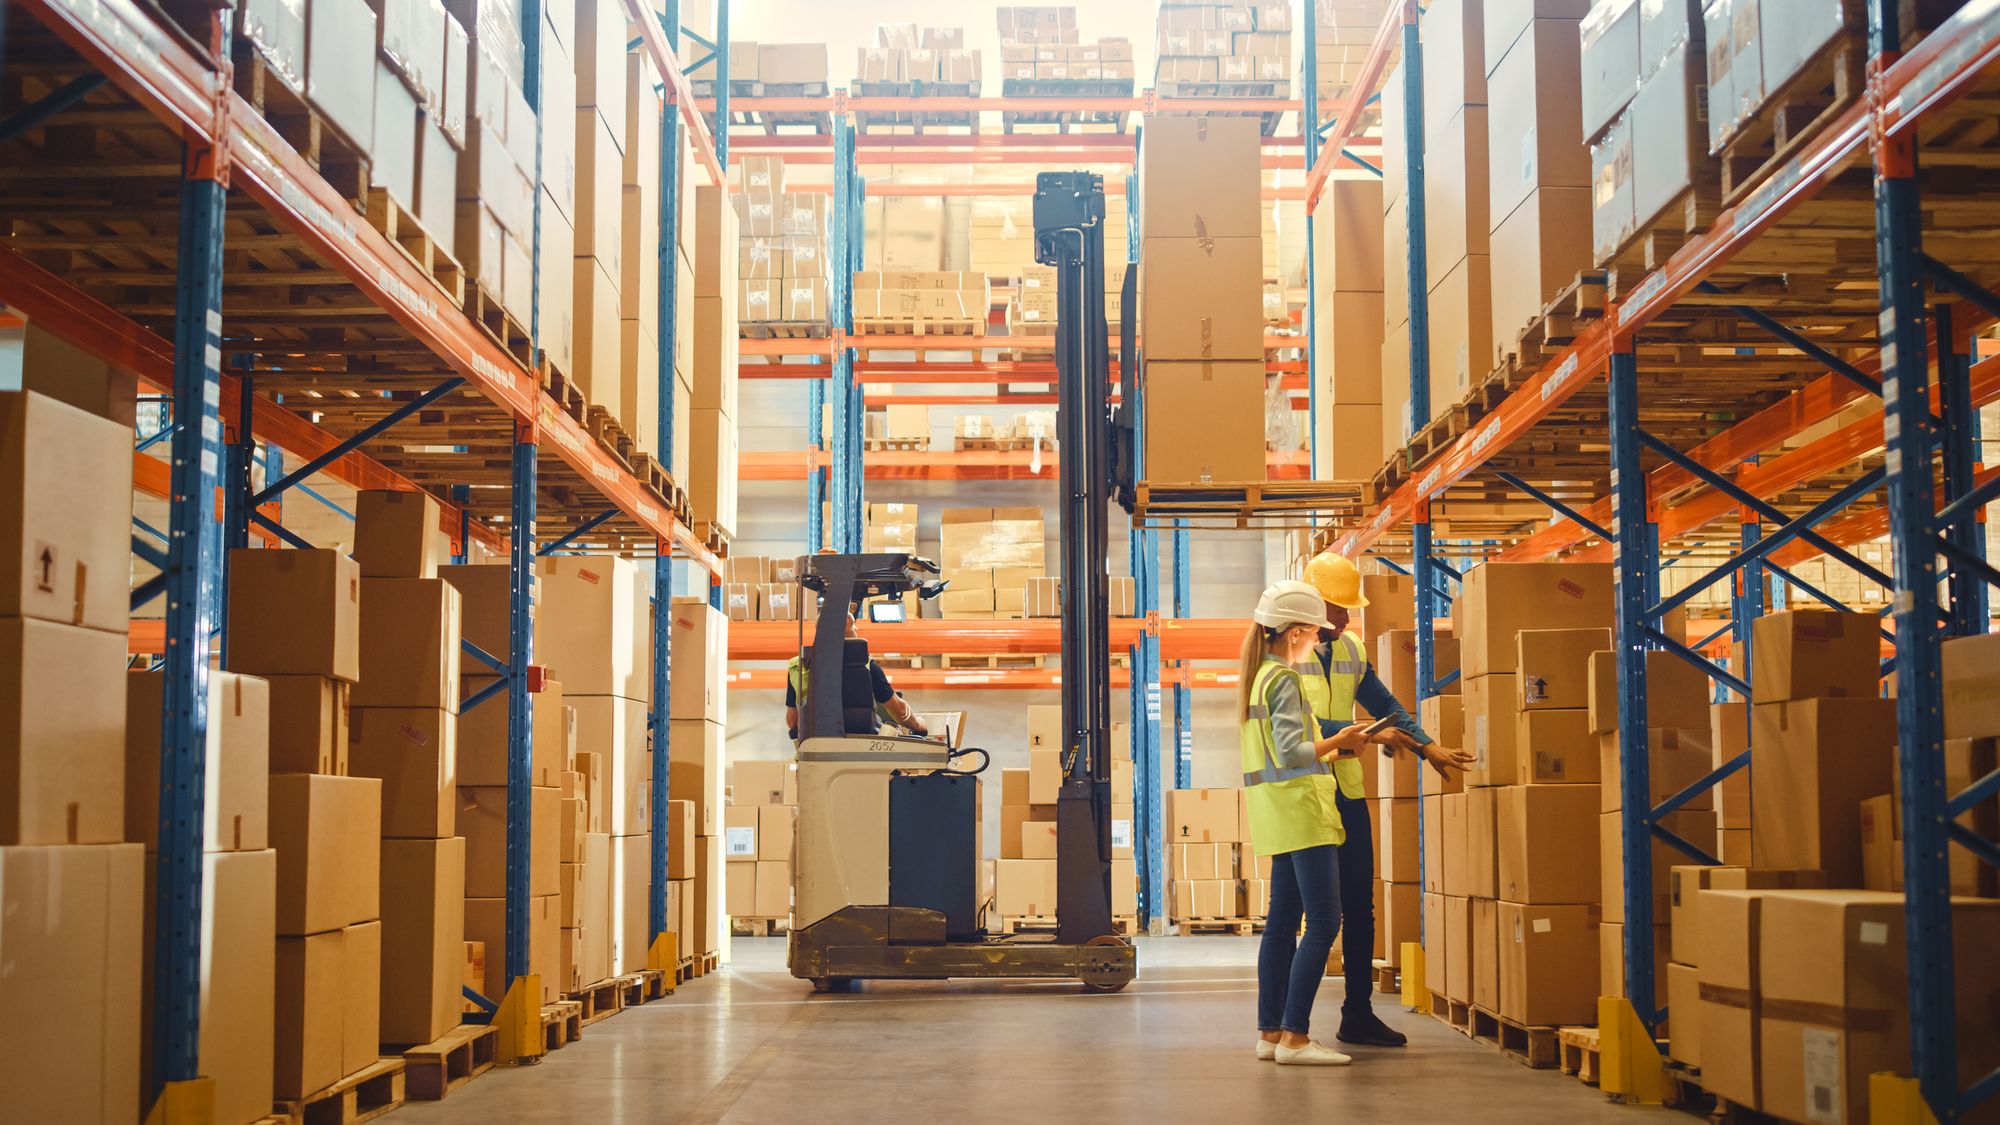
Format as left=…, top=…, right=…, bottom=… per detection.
left=785, top=172, right=1139, bottom=992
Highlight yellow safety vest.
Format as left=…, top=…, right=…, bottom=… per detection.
left=1240, top=658, right=1345, bottom=855
left=786, top=656, right=897, bottom=732
left=1295, top=631, right=1368, bottom=799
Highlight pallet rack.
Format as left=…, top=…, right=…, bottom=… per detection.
left=0, top=0, right=731, bottom=1092
left=1298, top=0, right=2000, bottom=1116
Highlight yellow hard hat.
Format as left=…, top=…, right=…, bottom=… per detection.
left=1303, top=551, right=1369, bottom=610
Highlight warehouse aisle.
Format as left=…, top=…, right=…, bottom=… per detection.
left=395, top=938, right=1677, bottom=1123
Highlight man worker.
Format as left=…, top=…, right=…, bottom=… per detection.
left=785, top=609, right=930, bottom=741
left=1298, top=551, right=1475, bottom=1047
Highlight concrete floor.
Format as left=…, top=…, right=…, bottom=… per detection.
left=396, top=937, right=1683, bottom=1124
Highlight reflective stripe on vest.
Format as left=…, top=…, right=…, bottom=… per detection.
left=1294, top=632, right=1367, bottom=799
left=1239, top=658, right=1345, bottom=854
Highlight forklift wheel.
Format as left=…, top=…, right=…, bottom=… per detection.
left=811, top=977, right=856, bottom=994
left=1080, top=934, right=1134, bottom=993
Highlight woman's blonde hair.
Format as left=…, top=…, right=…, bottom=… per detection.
left=1238, top=623, right=1274, bottom=721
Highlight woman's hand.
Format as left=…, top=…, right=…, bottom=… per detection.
left=1314, top=721, right=1376, bottom=760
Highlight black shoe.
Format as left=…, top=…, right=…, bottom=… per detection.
left=1337, top=1012, right=1409, bottom=1047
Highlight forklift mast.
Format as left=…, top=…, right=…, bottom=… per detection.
left=1034, top=172, right=1117, bottom=945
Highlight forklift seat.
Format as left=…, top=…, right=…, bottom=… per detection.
left=841, top=638, right=880, bottom=735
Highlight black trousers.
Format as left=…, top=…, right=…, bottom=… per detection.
left=1333, top=790, right=1376, bottom=1016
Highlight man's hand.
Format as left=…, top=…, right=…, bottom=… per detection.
left=1422, top=743, right=1476, bottom=777
left=907, top=719, right=930, bottom=737
left=1371, top=728, right=1422, bottom=755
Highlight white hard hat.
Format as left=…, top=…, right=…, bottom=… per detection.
left=1254, top=580, right=1334, bottom=632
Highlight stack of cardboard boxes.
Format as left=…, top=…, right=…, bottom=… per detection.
left=1008, top=258, right=1129, bottom=335
left=1581, top=0, right=1709, bottom=274
left=996, top=7, right=1136, bottom=83
left=1483, top=0, right=1591, bottom=368
left=1870, top=633, right=2000, bottom=897
left=1311, top=0, right=1395, bottom=106
left=724, top=761, right=798, bottom=925
left=936, top=507, right=1046, bottom=620
left=1139, top=116, right=1267, bottom=484
left=867, top=503, right=920, bottom=555
left=868, top=406, right=932, bottom=449
left=669, top=595, right=731, bottom=962
left=348, top=492, right=469, bottom=1051
left=740, top=42, right=832, bottom=90
left=995, top=708, right=1137, bottom=922
left=1167, top=789, right=1261, bottom=924
left=227, top=545, right=385, bottom=1105
left=1312, top=178, right=1386, bottom=479
left=0, top=392, right=143, bottom=1122
left=692, top=183, right=741, bottom=523
left=1419, top=0, right=1493, bottom=412
left=720, top=556, right=808, bottom=623
left=855, top=24, right=982, bottom=87
left=450, top=0, right=540, bottom=344
left=1368, top=619, right=1459, bottom=974
left=1153, top=1, right=1292, bottom=90
left=852, top=271, right=993, bottom=330
left=737, top=157, right=829, bottom=333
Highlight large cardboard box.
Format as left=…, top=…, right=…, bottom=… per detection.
left=1597, top=919, right=1671, bottom=1002
left=1444, top=893, right=1474, bottom=1001
left=226, top=549, right=362, bottom=682
left=1499, top=901, right=1600, bottom=1026
left=1425, top=252, right=1494, bottom=406
left=1139, top=237, right=1264, bottom=360
left=0, top=391, right=133, bottom=633
left=273, top=929, right=344, bottom=1099
left=1515, top=708, right=1598, bottom=784
left=1137, top=115, right=1262, bottom=239
left=1374, top=628, right=1462, bottom=717
left=1458, top=562, right=1615, bottom=678
left=1517, top=628, right=1612, bottom=711
left=1711, top=701, right=1751, bottom=827
left=461, top=784, right=560, bottom=898
left=1589, top=648, right=1712, bottom=733
left=1421, top=793, right=1445, bottom=892
left=1465, top=786, right=1500, bottom=898
left=1441, top=792, right=1470, bottom=896
left=348, top=707, right=456, bottom=838
left=1751, top=697, right=1896, bottom=884
left=1600, top=808, right=1715, bottom=924
left=1424, top=890, right=1448, bottom=994
left=693, top=834, right=724, bottom=956
left=1422, top=0, right=1489, bottom=124
left=355, top=578, right=462, bottom=711
left=1377, top=797, right=1421, bottom=884
left=1464, top=672, right=1520, bottom=787
left=1942, top=630, right=2000, bottom=738
left=196, top=849, right=277, bottom=1124
left=1485, top=20, right=1589, bottom=227
left=1667, top=960, right=1702, bottom=1065
left=995, top=858, right=1059, bottom=916
left=572, top=695, right=649, bottom=835
left=0, top=843, right=142, bottom=1124
left=265, top=675, right=350, bottom=775
left=1144, top=364, right=1266, bottom=483
left=1167, top=789, right=1240, bottom=845
left=125, top=670, right=268, bottom=852
left=537, top=556, right=650, bottom=701
left=1497, top=784, right=1598, bottom=904
left=378, top=836, right=465, bottom=1046
left=1316, top=178, right=1387, bottom=292
left=1598, top=727, right=1713, bottom=812
left=1751, top=609, right=1881, bottom=703
left=353, top=490, right=447, bottom=578
left=689, top=408, right=740, bottom=538
left=1697, top=889, right=1765, bottom=1108
left=1425, top=105, right=1492, bottom=281
left=611, top=833, right=651, bottom=972
left=667, top=715, right=723, bottom=838
left=270, top=774, right=380, bottom=935
left=456, top=677, right=566, bottom=789
left=464, top=893, right=562, bottom=1003
left=733, top=759, right=797, bottom=807
left=668, top=597, right=729, bottom=723
left=1472, top=895, right=1501, bottom=1009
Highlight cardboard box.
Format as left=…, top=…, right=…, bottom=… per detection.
left=1517, top=628, right=1612, bottom=711
left=354, top=490, right=447, bottom=578
left=1465, top=672, right=1521, bottom=787
left=273, top=929, right=344, bottom=1098
left=1465, top=787, right=1499, bottom=898
left=1441, top=792, right=1470, bottom=896
left=0, top=843, right=143, bottom=1124
left=1019, top=819, right=1059, bottom=860
left=1597, top=919, right=1671, bottom=1002
left=1145, top=360, right=1267, bottom=483
left=1001, top=802, right=1056, bottom=859
left=1377, top=797, right=1421, bottom=884
left=1499, top=901, right=1600, bottom=1026
left=378, top=836, right=465, bottom=1045
left=1424, top=107, right=1491, bottom=280
left=464, top=892, right=562, bottom=1003
left=1421, top=793, right=1445, bottom=892
left=1028, top=748, right=1063, bottom=805
left=348, top=707, right=456, bottom=838
left=1696, top=888, right=1766, bottom=1107
left=1421, top=0, right=1488, bottom=123
left=226, top=549, right=362, bottom=682
left=752, top=860, right=791, bottom=918
left=1457, top=562, right=1614, bottom=678
left=304, top=0, right=376, bottom=150
left=1943, top=630, right=2000, bottom=738
left=456, top=677, right=567, bottom=790
left=668, top=597, right=729, bottom=723
left=734, top=759, right=797, bottom=806
left=270, top=773, right=380, bottom=935
left=1420, top=695, right=1468, bottom=777
left=144, top=848, right=275, bottom=1124
left=1667, top=960, right=1702, bottom=1065
left=0, top=391, right=135, bottom=633
left=1424, top=891, right=1449, bottom=994
left=1515, top=708, right=1598, bottom=784
left=1598, top=727, right=1714, bottom=813
left=1445, top=894, right=1474, bottom=1001
left=1601, top=808, right=1715, bottom=923
left=1137, top=115, right=1262, bottom=239
left=1752, top=609, right=1881, bottom=703
left=995, top=858, right=1058, bottom=916
left=538, top=556, right=650, bottom=701
left=1497, top=784, right=1598, bottom=904
left=723, top=805, right=757, bottom=861
left=1374, top=628, right=1462, bottom=717
left=1711, top=701, right=1751, bottom=827
left=1589, top=111, right=1636, bottom=266
left=265, top=675, right=350, bottom=775
left=1484, top=20, right=1590, bottom=228
left=1588, top=648, right=1712, bottom=734
left=354, top=578, right=462, bottom=712
left=668, top=718, right=723, bottom=836
left=1751, top=698, right=1896, bottom=883
left=461, top=784, right=560, bottom=898
left=1139, top=237, right=1264, bottom=360
left=1756, top=892, right=1912, bottom=1125
left=124, top=670, right=270, bottom=854
left=1167, top=789, right=1240, bottom=845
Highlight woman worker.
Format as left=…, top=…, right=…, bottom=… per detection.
left=1240, top=580, right=1402, bottom=1066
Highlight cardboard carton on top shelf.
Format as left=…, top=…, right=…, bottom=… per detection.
left=227, top=549, right=363, bottom=682
left=355, top=577, right=463, bottom=712
left=125, top=670, right=269, bottom=852
left=354, top=491, right=448, bottom=580
left=305, top=0, right=377, bottom=151
left=1137, top=116, right=1262, bottom=239
left=0, top=391, right=132, bottom=633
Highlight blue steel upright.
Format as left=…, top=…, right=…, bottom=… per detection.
left=1606, top=346, right=1660, bottom=1027
left=1128, top=423, right=1163, bottom=926
left=152, top=159, right=229, bottom=1094
left=651, top=0, right=683, bottom=946
left=1171, top=521, right=1193, bottom=789
left=1302, top=0, right=1321, bottom=464
left=1402, top=6, right=1431, bottom=437
left=1411, top=504, right=1435, bottom=925
left=1937, top=303, right=1988, bottom=637
left=1870, top=0, right=1957, bottom=1105
left=827, top=119, right=861, bottom=553
left=506, top=435, right=538, bottom=984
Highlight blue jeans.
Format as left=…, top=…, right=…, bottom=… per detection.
left=1257, top=843, right=1342, bottom=1035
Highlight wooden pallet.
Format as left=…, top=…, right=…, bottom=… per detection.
left=953, top=436, right=1006, bottom=451
left=1717, top=32, right=1866, bottom=207
left=586, top=404, right=638, bottom=470
left=627, top=451, right=677, bottom=511
left=741, top=320, right=832, bottom=338
left=863, top=437, right=931, bottom=451
left=1601, top=178, right=1723, bottom=304
left=938, top=653, right=1042, bottom=670
left=1494, top=270, right=1610, bottom=374
left=1469, top=1006, right=1561, bottom=1069
left=541, top=999, right=584, bottom=1051
left=1000, top=78, right=1134, bottom=132
left=1558, top=1026, right=1602, bottom=1085
left=1176, top=917, right=1264, bottom=935
left=690, top=950, right=721, bottom=978
left=631, top=967, right=672, bottom=1003
left=852, top=80, right=982, bottom=132
left=1660, top=1061, right=1713, bottom=1113
left=1429, top=990, right=1473, bottom=1032
left=572, top=974, right=632, bottom=1025
left=853, top=317, right=982, bottom=336
left=401, top=1023, right=499, bottom=1101
left=463, top=281, right=534, bottom=368
left=731, top=916, right=792, bottom=936
left=691, top=520, right=731, bottom=556
left=1153, top=80, right=1287, bottom=135
left=232, top=48, right=369, bottom=214
left=734, top=82, right=833, bottom=133
left=364, top=186, right=465, bottom=305
left=1373, top=959, right=1399, bottom=995
left=1131, top=478, right=1369, bottom=530
left=270, top=1058, right=405, bottom=1125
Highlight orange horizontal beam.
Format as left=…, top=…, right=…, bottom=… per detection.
left=710, top=94, right=1303, bottom=115
left=133, top=451, right=281, bottom=546
left=129, top=618, right=163, bottom=654
left=739, top=449, right=1310, bottom=481
left=738, top=333, right=1305, bottom=357
left=728, top=617, right=1255, bottom=660
left=725, top=662, right=1241, bottom=690
left=742, top=361, right=1307, bottom=382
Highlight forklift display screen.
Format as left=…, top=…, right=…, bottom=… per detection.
left=868, top=602, right=906, bottom=623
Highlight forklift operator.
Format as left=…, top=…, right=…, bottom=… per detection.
left=784, top=611, right=929, bottom=741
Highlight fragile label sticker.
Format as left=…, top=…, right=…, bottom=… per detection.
left=579, top=569, right=601, bottom=585
left=1557, top=579, right=1587, bottom=599
left=399, top=724, right=430, bottom=747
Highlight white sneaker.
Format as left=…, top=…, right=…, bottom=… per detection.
left=1257, top=1038, right=1277, bottom=1061
left=1275, top=1040, right=1354, bottom=1066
